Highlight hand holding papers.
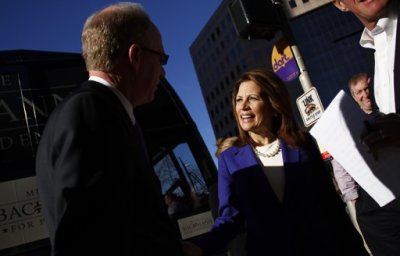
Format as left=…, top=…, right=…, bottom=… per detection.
left=310, top=90, right=398, bottom=206
left=360, top=113, right=400, bottom=154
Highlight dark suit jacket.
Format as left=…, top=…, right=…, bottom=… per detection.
left=194, top=134, right=367, bottom=256
left=393, top=12, right=400, bottom=113
left=35, top=81, right=183, bottom=256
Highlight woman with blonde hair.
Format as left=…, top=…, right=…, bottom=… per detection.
left=215, top=136, right=238, bottom=158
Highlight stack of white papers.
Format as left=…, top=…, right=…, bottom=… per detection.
left=310, top=90, right=398, bottom=206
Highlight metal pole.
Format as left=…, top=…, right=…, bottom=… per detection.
left=274, top=0, right=313, bottom=93
left=291, top=45, right=313, bottom=92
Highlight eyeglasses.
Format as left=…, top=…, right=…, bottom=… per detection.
left=140, top=46, right=169, bottom=66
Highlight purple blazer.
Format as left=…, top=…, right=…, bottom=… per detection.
left=194, top=134, right=368, bottom=256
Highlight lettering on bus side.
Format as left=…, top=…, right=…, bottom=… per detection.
left=0, top=71, right=77, bottom=172
left=0, top=177, right=49, bottom=250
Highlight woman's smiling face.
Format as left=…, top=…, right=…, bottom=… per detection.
left=234, top=80, right=274, bottom=136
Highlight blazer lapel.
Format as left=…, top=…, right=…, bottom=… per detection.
left=280, top=140, right=301, bottom=204
left=280, top=139, right=299, bottom=163
left=233, top=144, right=260, bottom=168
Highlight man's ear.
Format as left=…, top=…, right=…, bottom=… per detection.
left=332, top=0, right=349, bottom=12
left=128, top=44, right=140, bottom=64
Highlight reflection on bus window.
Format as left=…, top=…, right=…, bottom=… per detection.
left=153, top=142, right=210, bottom=217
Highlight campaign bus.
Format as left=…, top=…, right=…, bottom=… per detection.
left=0, top=50, right=219, bottom=256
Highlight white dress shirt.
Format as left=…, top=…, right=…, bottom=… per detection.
left=359, top=4, right=398, bottom=114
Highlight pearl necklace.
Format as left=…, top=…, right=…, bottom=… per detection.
left=254, top=140, right=280, bottom=158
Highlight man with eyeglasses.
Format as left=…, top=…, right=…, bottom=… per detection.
left=35, top=3, right=195, bottom=256
left=140, top=45, right=169, bottom=66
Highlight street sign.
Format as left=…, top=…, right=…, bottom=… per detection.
left=271, top=37, right=299, bottom=82
left=296, top=87, right=324, bottom=127
left=282, top=0, right=331, bottom=19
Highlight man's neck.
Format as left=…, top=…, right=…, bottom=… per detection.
left=363, top=0, right=394, bottom=31
left=364, top=109, right=373, bottom=114
left=365, top=21, right=379, bottom=32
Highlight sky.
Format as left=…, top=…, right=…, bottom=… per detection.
left=0, top=0, right=222, bottom=165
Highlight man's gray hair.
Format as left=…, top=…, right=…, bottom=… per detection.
left=82, top=2, right=152, bottom=71
left=348, top=72, right=369, bottom=95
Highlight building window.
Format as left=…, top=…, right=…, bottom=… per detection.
left=236, top=44, right=242, bottom=54
left=225, top=76, right=230, bottom=85
left=220, top=81, right=225, bottom=90
left=235, top=65, right=241, bottom=74
left=221, top=61, right=226, bottom=71
left=241, top=59, right=248, bottom=70
left=288, top=0, right=297, bottom=8
left=225, top=96, right=230, bottom=105
left=230, top=71, right=235, bottom=80
left=226, top=13, right=231, bottom=23
left=221, top=19, right=226, bottom=29
left=225, top=34, right=230, bottom=44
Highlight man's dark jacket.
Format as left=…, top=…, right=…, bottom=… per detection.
left=35, top=81, right=183, bottom=256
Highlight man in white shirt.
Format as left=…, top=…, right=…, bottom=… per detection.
left=332, top=1, right=400, bottom=255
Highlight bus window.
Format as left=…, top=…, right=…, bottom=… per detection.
left=154, top=142, right=211, bottom=212
left=135, top=77, right=218, bottom=240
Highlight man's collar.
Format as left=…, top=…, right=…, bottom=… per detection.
left=359, top=8, right=397, bottom=49
left=89, top=76, right=113, bottom=87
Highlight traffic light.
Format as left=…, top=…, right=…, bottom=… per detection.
left=229, top=0, right=282, bottom=41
